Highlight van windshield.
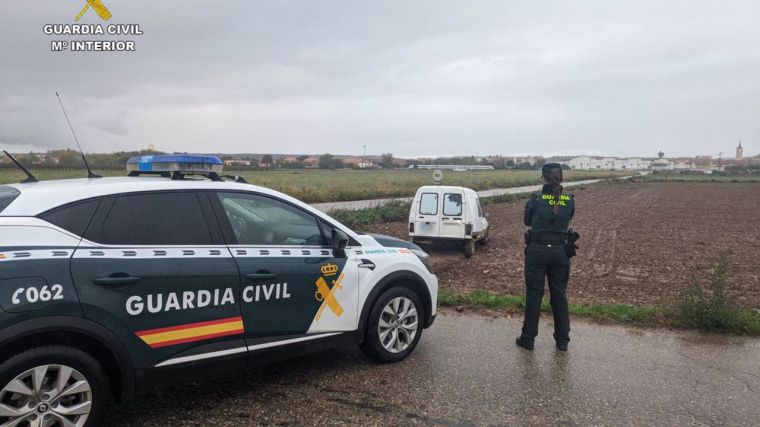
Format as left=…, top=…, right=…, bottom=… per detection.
left=443, top=193, right=463, bottom=216
left=419, top=193, right=438, bottom=215
left=0, top=186, right=20, bottom=213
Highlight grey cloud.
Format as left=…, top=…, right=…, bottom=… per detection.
left=1, top=0, right=758, bottom=157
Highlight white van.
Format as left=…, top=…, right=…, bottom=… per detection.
left=409, top=185, right=489, bottom=257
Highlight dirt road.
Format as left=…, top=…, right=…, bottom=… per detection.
left=370, top=182, right=760, bottom=308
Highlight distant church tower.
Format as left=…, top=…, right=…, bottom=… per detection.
left=736, top=141, right=743, bottom=160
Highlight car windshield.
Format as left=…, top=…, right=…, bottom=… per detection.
left=0, top=186, right=20, bottom=213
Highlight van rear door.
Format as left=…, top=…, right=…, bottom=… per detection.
left=439, top=190, right=466, bottom=239
left=413, top=190, right=440, bottom=237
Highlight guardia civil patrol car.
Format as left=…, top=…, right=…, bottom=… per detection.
left=0, top=155, right=437, bottom=426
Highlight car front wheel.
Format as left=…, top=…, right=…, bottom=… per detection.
left=360, top=286, right=423, bottom=363
left=0, top=346, right=110, bottom=427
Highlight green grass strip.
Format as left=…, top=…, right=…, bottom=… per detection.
left=439, top=290, right=660, bottom=326
left=439, top=290, right=760, bottom=335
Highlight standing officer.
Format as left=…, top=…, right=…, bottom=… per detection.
left=516, top=163, right=577, bottom=351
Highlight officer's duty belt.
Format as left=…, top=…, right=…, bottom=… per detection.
left=531, top=239, right=567, bottom=245
left=530, top=231, right=568, bottom=245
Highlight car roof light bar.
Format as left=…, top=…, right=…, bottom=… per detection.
left=127, top=155, right=226, bottom=181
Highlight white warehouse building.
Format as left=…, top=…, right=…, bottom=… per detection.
left=560, top=156, right=652, bottom=170
left=562, top=156, right=652, bottom=171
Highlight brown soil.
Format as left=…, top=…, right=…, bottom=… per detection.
left=367, top=182, right=760, bottom=308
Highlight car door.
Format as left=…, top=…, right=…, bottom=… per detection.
left=210, top=191, right=359, bottom=349
left=70, top=191, right=246, bottom=372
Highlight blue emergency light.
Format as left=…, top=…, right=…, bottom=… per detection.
left=126, top=155, right=224, bottom=174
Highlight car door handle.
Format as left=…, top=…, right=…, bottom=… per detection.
left=93, top=275, right=140, bottom=286
left=358, top=259, right=376, bottom=270
left=246, top=273, right=278, bottom=281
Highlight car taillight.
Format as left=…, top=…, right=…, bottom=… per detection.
left=409, top=223, right=415, bottom=232
left=465, top=223, right=473, bottom=235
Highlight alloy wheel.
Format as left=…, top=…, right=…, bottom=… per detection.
left=0, top=364, right=92, bottom=427
left=378, top=296, right=419, bottom=353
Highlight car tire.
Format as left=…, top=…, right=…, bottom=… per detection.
left=0, top=346, right=110, bottom=427
left=464, top=239, right=475, bottom=257
left=360, top=286, right=424, bottom=363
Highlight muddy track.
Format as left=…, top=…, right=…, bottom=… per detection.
left=367, top=182, right=760, bottom=308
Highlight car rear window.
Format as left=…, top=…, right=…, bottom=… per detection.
left=419, top=193, right=438, bottom=215
left=0, top=186, right=20, bottom=213
left=40, top=199, right=101, bottom=237
left=443, top=193, right=462, bottom=216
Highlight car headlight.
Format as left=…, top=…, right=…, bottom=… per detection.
left=411, top=248, right=434, bottom=274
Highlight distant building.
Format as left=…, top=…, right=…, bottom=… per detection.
left=673, top=161, right=696, bottom=171
left=415, top=164, right=494, bottom=171
left=736, top=142, right=743, bottom=160
left=392, top=157, right=408, bottom=167
left=341, top=157, right=365, bottom=168
left=513, top=156, right=540, bottom=166
left=561, top=156, right=651, bottom=171
left=303, top=156, right=320, bottom=168
left=694, top=156, right=713, bottom=167
left=651, top=157, right=674, bottom=171
left=223, top=159, right=251, bottom=167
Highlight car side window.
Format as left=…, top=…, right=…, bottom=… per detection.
left=476, top=199, right=484, bottom=218
left=419, top=193, right=438, bottom=215
left=40, top=199, right=101, bottom=237
left=217, top=192, right=325, bottom=246
left=443, top=193, right=462, bottom=216
left=95, top=192, right=213, bottom=245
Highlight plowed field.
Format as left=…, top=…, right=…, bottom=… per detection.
left=368, top=182, right=760, bottom=308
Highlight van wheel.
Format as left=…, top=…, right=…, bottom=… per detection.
left=360, top=286, right=423, bottom=363
left=464, top=239, right=475, bottom=257
left=479, top=228, right=490, bottom=245
left=0, top=346, right=110, bottom=427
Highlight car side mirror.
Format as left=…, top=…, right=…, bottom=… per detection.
left=332, top=228, right=349, bottom=256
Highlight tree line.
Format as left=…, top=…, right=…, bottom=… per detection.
left=1, top=149, right=548, bottom=171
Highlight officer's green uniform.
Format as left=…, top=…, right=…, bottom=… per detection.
left=519, top=185, right=575, bottom=347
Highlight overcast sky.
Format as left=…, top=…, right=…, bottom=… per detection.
left=1, top=1, right=758, bottom=158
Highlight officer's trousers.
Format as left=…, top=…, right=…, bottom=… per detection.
left=520, top=242, right=571, bottom=344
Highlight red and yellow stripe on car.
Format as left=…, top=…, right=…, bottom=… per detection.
left=135, top=316, right=244, bottom=348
